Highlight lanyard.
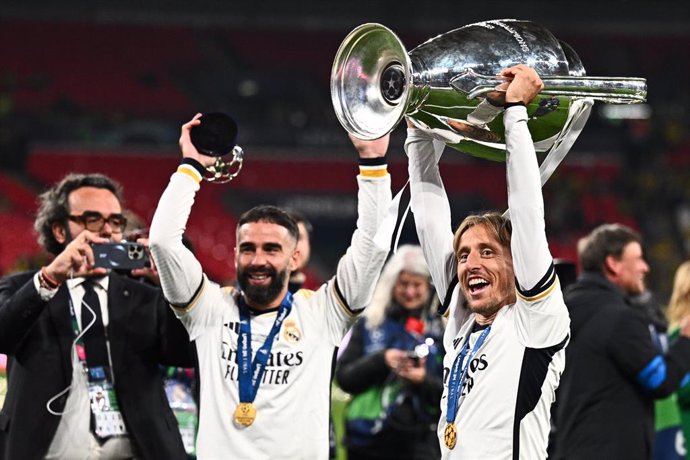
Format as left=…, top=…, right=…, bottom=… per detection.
left=237, top=292, right=293, bottom=403
left=68, top=297, right=107, bottom=365
left=446, top=325, right=491, bottom=424
left=68, top=284, right=115, bottom=383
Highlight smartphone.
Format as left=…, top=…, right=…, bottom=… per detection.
left=92, top=242, right=150, bottom=270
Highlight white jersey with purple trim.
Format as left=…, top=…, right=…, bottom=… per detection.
left=149, top=164, right=391, bottom=459
left=406, top=106, right=570, bottom=459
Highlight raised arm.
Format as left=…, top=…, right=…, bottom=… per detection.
left=149, top=114, right=210, bottom=306
left=334, top=134, right=393, bottom=313
left=501, top=65, right=553, bottom=291
left=404, top=124, right=457, bottom=312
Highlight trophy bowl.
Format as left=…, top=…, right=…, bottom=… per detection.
left=331, top=19, right=647, bottom=161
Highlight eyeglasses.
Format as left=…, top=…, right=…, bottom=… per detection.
left=68, top=211, right=128, bottom=233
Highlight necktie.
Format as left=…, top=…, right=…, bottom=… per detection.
left=81, top=279, right=108, bottom=368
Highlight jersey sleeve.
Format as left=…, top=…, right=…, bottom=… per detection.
left=405, top=128, right=458, bottom=316
left=149, top=163, right=225, bottom=340
left=505, top=106, right=570, bottom=347
left=308, top=167, right=393, bottom=346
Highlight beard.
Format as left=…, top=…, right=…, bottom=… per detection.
left=461, top=287, right=516, bottom=321
left=467, top=299, right=503, bottom=319
left=238, top=265, right=289, bottom=307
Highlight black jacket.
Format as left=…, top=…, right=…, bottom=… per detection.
left=0, top=271, right=194, bottom=460
left=553, top=272, right=690, bottom=460
left=336, top=304, right=444, bottom=460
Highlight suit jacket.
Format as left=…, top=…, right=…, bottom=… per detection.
left=553, top=272, right=690, bottom=460
left=0, top=271, right=194, bottom=460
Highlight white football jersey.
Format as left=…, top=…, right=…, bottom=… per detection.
left=438, top=270, right=568, bottom=459
left=405, top=106, right=570, bottom=459
left=150, top=163, right=392, bottom=459
left=179, top=281, right=351, bottom=459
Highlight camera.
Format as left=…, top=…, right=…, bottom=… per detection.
left=92, top=242, right=150, bottom=270
left=405, top=343, right=430, bottom=363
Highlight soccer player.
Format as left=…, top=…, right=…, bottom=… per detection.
left=149, top=115, right=392, bottom=459
left=405, top=65, right=570, bottom=459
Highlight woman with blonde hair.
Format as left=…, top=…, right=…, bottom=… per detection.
left=336, top=245, right=444, bottom=460
left=667, top=261, right=690, bottom=329
left=662, top=260, right=690, bottom=459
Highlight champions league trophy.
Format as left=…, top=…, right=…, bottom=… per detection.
left=190, top=112, right=244, bottom=183
left=331, top=19, right=647, bottom=175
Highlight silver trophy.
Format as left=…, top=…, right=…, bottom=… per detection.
left=331, top=19, right=647, bottom=164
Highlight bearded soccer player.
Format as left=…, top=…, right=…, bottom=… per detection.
left=405, top=65, right=571, bottom=459
left=149, top=115, right=392, bottom=459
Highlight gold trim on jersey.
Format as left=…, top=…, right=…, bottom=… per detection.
left=331, top=281, right=356, bottom=318
left=177, top=165, right=202, bottom=183
left=516, top=277, right=559, bottom=302
left=358, top=167, right=389, bottom=178
left=170, top=275, right=206, bottom=313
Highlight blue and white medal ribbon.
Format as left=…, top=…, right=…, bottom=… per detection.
left=444, top=325, right=491, bottom=449
left=235, top=291, right=293, bottom=426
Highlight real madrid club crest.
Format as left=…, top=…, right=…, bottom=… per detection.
left=283, top=320, right=302, bottom=344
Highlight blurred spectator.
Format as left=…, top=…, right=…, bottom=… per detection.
left=660, top=260, right=690, bottom=459
left=0, top=353, right=6, bottom=407
left=627, top=288, right=686, bottom=460
left=336, top=245, right=444, bottom=460
left=554, top=224, right=690, bottom=460
left=287, top=210, right=312, bottom=293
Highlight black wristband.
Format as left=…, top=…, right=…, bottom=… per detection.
left=504, top=101, right=526, bottom=109
left=358, top=157, right=387, bottom=166
left=181, top=158, right=207, bottom=176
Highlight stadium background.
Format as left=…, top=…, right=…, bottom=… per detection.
left=0, top=2, right=688, bottom=457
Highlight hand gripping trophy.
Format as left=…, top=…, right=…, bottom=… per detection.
left=331, top=19, right=647, bottom=181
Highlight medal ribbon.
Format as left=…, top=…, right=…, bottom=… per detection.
left=237, top=291, right=293, bottom=403
left=446, top=325, right=491, bottom=425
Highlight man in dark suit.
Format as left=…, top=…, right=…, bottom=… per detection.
left=553, top=223, right=690, bottom=460
left=0, top=173, right=192, bottom=459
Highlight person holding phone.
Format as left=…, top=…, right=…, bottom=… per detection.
left=336, top=245, right=445, bottom=460
left=0, top=173, right=193, bottom=459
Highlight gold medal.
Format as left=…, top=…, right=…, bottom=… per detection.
left=234, top=402, right=257, bottom=426
left=444, top=422, right=457, bottom=449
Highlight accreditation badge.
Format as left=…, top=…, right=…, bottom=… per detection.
left=234, top=402, right=257, bottom=426
left=88, top=378, right=128, bottom=439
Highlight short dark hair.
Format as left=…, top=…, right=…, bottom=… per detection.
left=287, top=210, right=313, bottom=239
left=453, top=211, right=512, bottom=257
left=237, top=205, right=299, bottom=244
left=35, top=173, right=124, bottom=255
left=578, top=223, right=642, bottom=272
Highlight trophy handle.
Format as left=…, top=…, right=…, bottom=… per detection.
left=450, top=69, right=647, bottom=104
left=204, top=146, right=245, bottom=184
